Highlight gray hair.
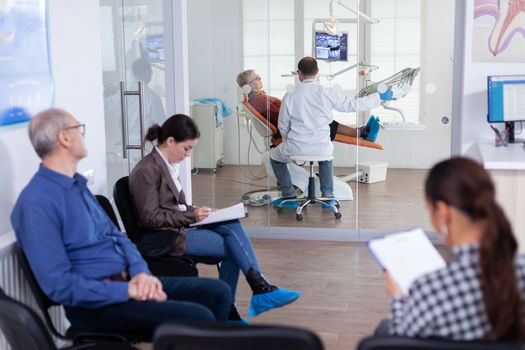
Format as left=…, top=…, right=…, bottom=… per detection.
left=236, top=69, right=255, bottom=87
left=28, top=108, right=72, bottom=158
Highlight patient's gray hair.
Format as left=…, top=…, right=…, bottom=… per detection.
left=29, top=108, right=72, bottom=158
left=236, top=69, right=255, bottom=87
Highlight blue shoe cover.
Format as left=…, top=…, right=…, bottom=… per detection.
left=322, top=199, right=338, bottom=209
left=364, top=114, right=375, bottom=129
left=365, top=116, right=380, bottom=142
left=272, top=197, right=299, bottom=209
left=248, top=289, right=302, bottom=317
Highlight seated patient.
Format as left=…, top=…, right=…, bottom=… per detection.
left=128, top=114, right=301, bottom=321
left=236, top=69, right=392, bottom=143
left=383, top=157, right=525, bottom=341
left=10, top=109, right=232, bottom=340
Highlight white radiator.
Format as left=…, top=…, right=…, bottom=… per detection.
left=0, top=233, right=68, bottom=350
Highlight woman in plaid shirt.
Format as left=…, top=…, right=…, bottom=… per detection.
left=384, top=157, right=525, bottom=341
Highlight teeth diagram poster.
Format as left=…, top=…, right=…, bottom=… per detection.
left=0, top=0, right=53, bottom=127
left=473, top=0, right=525, bottom=62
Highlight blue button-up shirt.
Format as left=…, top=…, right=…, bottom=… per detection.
left=11, top=165, right=150, bottom=308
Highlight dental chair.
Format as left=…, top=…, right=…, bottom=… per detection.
left=238, top=91, right=383, bottom=201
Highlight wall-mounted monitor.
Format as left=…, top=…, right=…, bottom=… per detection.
left=487, top=75, right=525, bottom=143
left=139, top=34, right=164, bottom=62
left=313, top=31, right=348, bottom=62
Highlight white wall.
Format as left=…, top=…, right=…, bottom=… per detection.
left=457, top=0, right=525, bottom=153
left=187, top=0, right=261, bottom=166
left=357, top=0, right=454, bottom=169
left=0, top=0, right=107, bottom=236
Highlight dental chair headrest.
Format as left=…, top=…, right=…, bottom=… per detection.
left=236, top=87, right=249, bottom=103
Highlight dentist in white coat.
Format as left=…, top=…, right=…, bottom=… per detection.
left=270, top=56, right=392, bottom=208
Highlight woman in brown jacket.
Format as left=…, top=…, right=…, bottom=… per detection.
left=129, top=114, right=301, bottom=323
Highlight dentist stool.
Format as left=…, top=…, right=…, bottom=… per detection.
left=278, top=154, right=342, bottom=221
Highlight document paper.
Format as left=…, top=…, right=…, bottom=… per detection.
left=368, top=228, right=446, bottom=294
left=189, top=202, right=246, bottom=227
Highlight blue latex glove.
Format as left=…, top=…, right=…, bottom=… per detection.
left=379, top=89, right=393, bottom=101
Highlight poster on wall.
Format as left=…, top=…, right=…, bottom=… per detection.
left=0, top=0, right=53, bottom=127
left=472, top=0, right=525, bottom=62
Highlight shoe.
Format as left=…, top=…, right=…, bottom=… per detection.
left=272, top=197, right=299, bottom=209
left=248, top=288, right=302, bottom=317
left=245, top=268, right=301, bottom=317
left=228, top=304, right=249, bottom=324
left=322, top=199, right=339, bottom=209
left=365, top=114, right=376, bottom=129
left=365, top=116, right=380, bottom=142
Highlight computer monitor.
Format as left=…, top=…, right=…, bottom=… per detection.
left=313, top=31, right=348, bottom=62
left=139, top=34, right=164, bottom=62
left=487, top=75, right=525, bottom=143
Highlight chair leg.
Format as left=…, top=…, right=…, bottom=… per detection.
left=296, top=199, right=311, bottom=215
left=317, top=198, right=342, bottom=219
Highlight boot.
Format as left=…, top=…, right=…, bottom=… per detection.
left=246, top=268, right=301, bottom=317
left=246, top=268, right=277, bottom=294
left=228, top=304, right=249, bottom=325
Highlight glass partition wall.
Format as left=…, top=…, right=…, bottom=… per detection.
left=356, top=0, right=455, bottom=237
left=187, top=0, right=273, bottom=227
left=187, top=0, right=454, bottom=238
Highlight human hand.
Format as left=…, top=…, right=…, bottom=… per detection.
left=384, top=271, right=403, bottom=298
left=194, top=207, right=213, bottom=222
left=128, top=273, right=166, bottom=301
left=379, top=89, right=393, bottom=101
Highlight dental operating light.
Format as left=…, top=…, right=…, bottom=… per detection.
left=324, top=0, right=379, bottom=34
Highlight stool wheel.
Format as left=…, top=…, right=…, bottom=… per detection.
left=296, top=213, right=304, bottom=221
left=334, top=212, right=342, bottom=219
left=277, top=207, right=283, bottom=214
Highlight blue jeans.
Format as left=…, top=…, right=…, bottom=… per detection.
left=65, top=276, right=231, bottom=340
left=270, top=158, right=334, bottom=198
left=185, top=219, right=260, bottom=302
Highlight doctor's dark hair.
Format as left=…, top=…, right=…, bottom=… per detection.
left=145, top=114, right=200, bottom=145
left=297, top=56, right=318, bottom=76
left=425, top=157, right=524, bottom=341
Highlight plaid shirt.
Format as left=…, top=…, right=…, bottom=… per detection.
left=388, top=243, right=525, bottom=340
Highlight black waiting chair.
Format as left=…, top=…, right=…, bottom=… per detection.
left=111, top=176, right=222, bottom=276
left=153, top=323, right=324, bottom=350
left=96, top=194, right=198, bottom=277
left=0, top=287, right=138, bottom=350
left=357, top=335, right=525, bottom=350
left=15, top=245, right=140, bottom=347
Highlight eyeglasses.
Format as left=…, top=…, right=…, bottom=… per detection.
left=63, top=124, right=86, bottom=136
left=247, top=75, right=261, bottom=85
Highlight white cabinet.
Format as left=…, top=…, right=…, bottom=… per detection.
left=191, top=103, right=224, bottom=171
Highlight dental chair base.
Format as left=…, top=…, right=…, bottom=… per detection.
left=277, top=155, right=342, bottom=221
left=262, top=153, right=354, bottom=200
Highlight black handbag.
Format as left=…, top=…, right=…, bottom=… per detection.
left=137, top=229, right=198, bottom=277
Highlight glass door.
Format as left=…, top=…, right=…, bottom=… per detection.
left=100, top=0, right=168, bottom=191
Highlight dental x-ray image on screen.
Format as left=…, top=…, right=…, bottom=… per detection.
left=139, top=34, right=164, bottom=62
left=314, top=31, right=348, bottom=62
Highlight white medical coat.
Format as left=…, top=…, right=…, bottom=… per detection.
left=277, top=79, right=381, bottom=156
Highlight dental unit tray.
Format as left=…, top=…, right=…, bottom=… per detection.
left=359, top=67, right=421, bottom=123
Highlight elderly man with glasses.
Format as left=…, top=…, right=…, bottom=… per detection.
left=10, top=108, right=231, bottom=340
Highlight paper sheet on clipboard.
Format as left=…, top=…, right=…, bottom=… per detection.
left=189, top=202, right=246, bottom=227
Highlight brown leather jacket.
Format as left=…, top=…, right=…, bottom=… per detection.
left=128, top=147, right=196, bottom=256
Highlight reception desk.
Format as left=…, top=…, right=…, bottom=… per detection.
left=467, top=141, right=525, bottom=251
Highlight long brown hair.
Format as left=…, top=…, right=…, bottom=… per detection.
left=425, top=157, right=524, bottom=341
